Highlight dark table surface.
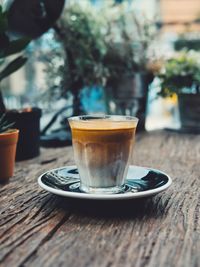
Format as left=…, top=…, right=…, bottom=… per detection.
left=0, top=131, right=200, bottom=267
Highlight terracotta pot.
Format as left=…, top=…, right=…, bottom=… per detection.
left=0, top=129, right=19, bottom=183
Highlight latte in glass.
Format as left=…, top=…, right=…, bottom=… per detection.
left=68, top=116, right=138, bottom=194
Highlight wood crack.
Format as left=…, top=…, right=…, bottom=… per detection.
left=0, top=213, right=30, bottom=241
left=19, top=214, right=70, bottom=267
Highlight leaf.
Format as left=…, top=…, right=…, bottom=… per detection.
left=0, top=37, right=30, bottom=58
left=0, top=113, right=15, bottom=133
left=0, top=56, right=27, bottom=82
left=0, top=113, right=6, bottom=125
left=0, top=33, right=9, bottom=53
left=6, top=0, right=65, bottom=38
left=0, top=10, right=8, bottom=33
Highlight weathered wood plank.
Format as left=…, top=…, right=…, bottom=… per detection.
left=0, top=131, right=199, bottom=267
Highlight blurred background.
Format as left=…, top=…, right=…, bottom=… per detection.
left=1, top=0, right=200, bottom=145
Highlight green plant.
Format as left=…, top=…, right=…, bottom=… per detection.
left=0, top=4, right=30, bottom=112
left=56, top=3, right=108, bottom=89
left=49, top=2, right=109, bottom=114
left=5, top=0, right=65, bottom=39
left=0, top=6, right=30, bottom=82
left=0, top=0, right=65, bottom=113
left=158, top=51, right=200, bottom=97
left=44, top=1, right=159, bottom=114
left=103, top=2, right=159, bottom=85
left=0, top=113, right=15, bottom=134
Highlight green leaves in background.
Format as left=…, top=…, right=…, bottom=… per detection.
left=0, top=38, right=30, bottom=58
left=6, top=0, right=65, bottom=38
left=0, top=4, right=29, bottom=83
left=158, top=51, right=200, bottom=97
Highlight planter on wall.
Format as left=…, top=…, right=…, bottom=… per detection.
left=178, top=94, right=200, bottom=133
left=5, top=107, right=42, bottom=160
left=107, top=72, right=153, bottom=132
left=0, top=129, right=19, bottom=183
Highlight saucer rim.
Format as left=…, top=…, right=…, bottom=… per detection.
left=38, top=165, right=172, bottom=200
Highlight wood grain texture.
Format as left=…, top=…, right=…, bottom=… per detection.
left=0, top=131, right=200, bottom=267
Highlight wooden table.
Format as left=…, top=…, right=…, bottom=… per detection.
left=0, top=131, right=200, bottom=267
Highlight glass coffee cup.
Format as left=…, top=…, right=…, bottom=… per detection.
left=68, top=115, right=138, bottom=194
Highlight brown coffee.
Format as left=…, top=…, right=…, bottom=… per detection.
left=69, top=119, right=137, bottom=193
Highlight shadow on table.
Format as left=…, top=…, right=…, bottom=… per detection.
left=55, top=195, right=165, bottom=219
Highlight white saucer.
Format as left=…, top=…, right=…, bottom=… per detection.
left=38, top=165, right=172, bottom=200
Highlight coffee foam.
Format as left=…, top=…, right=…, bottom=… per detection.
left=69, top=119, right=137, bottom=130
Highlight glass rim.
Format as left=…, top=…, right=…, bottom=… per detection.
left=68, top=115, right=139, bottom=123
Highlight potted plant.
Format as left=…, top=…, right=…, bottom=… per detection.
left=103, top=3, right=160, bottom=131
left=48, top=2, right=109, bottom=115
left=0, top=114, right=19, bottom=183
left=0, top=0, right=65, bottom=159
left=158, top=51, right=200, bottom=132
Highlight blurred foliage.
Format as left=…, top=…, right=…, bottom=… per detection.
left=106, top=3, right=158, bottom=69
left=158, top=51, right=200, bottom=97
left=42, top=41, right=66, bottom=101
left=0, top=4, right=30, bottom=83
left=0, top=0, right=65, bottom=112
left=55, top=2, right=109, bottom=95
left=103, top=1, right=159, bottom=86
left=45, top=0, right=160, bottom=97
left=4, top=0, right=65, bottom=39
